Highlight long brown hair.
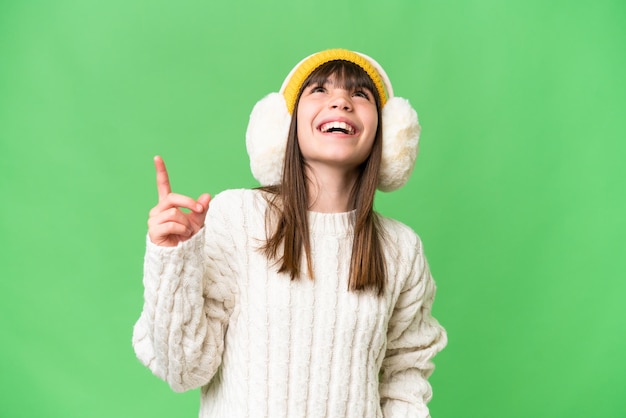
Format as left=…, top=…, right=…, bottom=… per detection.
left=261, top=60, right=386, bottom=295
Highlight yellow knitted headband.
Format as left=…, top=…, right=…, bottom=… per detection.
left=280, top=49, right=389, bottom=114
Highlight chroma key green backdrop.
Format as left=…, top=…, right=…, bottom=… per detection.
left=1, top=1, right=625, bottom=417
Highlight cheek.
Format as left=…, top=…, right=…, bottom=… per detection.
left=295, top=121, right=309, bottom=149
left=359, top=103, right=379, bottom=133
left=366, top=112, right=379, bottom=142
left=365, top=112, right=379, bottom=152
left=295, top=106, right=311, bottom=136
left=369, top=109, right=380, bottom=131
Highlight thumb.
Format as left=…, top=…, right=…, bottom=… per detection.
left=197, top=193, right=212, bottom=211
left=190, top=193, right=211, bottom=225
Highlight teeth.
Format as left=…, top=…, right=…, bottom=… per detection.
left=320, top=121, right=355, bottom=134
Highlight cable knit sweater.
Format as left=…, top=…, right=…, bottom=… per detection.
left=133, top=189, right=446, bottom=418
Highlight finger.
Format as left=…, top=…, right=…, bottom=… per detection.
left=189, top=193, right=211, bottom=227
left=149, top=222, right=193, bottom=244
left=196, top=193, right=212, bottom=212
left=149, top=207, right=190, bottom=228
left=150, top=192, right=204, bottom=216
left=149, top=208, right=193, bottom=235
left=154, top=155, right=172, bottom=201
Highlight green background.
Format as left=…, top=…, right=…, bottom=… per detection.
left=1, top=0, right=625, bottom=417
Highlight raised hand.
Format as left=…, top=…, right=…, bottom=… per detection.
left=147, top=156, right=211, bottom=247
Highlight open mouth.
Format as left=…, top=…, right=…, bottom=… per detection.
left=319, top=121, right=356, bottom=135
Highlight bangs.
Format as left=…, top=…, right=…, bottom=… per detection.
left=301, top=60, right=381, bottom=106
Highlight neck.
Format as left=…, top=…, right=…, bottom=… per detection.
left=305, top=164, right=359, bottom=212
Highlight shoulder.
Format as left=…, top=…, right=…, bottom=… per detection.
left=209, top=189, right=269, bottom=212
left=376, top=213, right=429, bottom=289
left=206, top=189, right=271, bottom=227
left=376, top=213, right=424, bottom=255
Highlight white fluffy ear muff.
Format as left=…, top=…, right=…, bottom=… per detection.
left=245, top=49, right=422, bottom=192
left=245, top=92, right=291, bottom=186
left=379, top=97, right=421, bottom=192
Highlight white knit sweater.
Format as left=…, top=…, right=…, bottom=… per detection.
left=133, top=189, right=446, bottom=418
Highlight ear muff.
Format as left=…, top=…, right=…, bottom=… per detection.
left=246, top=92, right=290, bottom=187
left=379, top=97, right=421, bottom=192
left=245, top=49, right=421, bottom=192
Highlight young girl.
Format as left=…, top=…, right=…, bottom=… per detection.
left=133, top=49, right=447, bottom=417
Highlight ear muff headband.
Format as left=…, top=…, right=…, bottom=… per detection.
left=245, top=48, right=421, bottom=192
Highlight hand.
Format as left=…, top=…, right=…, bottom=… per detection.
left=147, top=156, right=211, bottom=247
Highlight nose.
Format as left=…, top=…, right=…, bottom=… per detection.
left=328, top=90, right=352, bottom=111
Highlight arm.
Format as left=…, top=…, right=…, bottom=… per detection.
left=379, top=238, right=447, bottom=417
left=132, top=223, right=237, bottom=392
left=132, top=156, right=237, bottom=392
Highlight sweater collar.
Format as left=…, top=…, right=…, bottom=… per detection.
left=307, top=210, right=356, bottom=237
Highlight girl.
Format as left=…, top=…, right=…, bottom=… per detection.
left=133, top=49, right=447, bottom=418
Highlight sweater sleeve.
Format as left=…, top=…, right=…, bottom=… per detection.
left=379, top=237, right=447, bottom=418
left=132, top=193, right=239, bottom=392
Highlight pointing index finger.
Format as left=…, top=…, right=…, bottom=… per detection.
left=154, top=155, right=172, bottom=201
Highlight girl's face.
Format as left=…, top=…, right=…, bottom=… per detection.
left=296, top=74, right=379, bottom=175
